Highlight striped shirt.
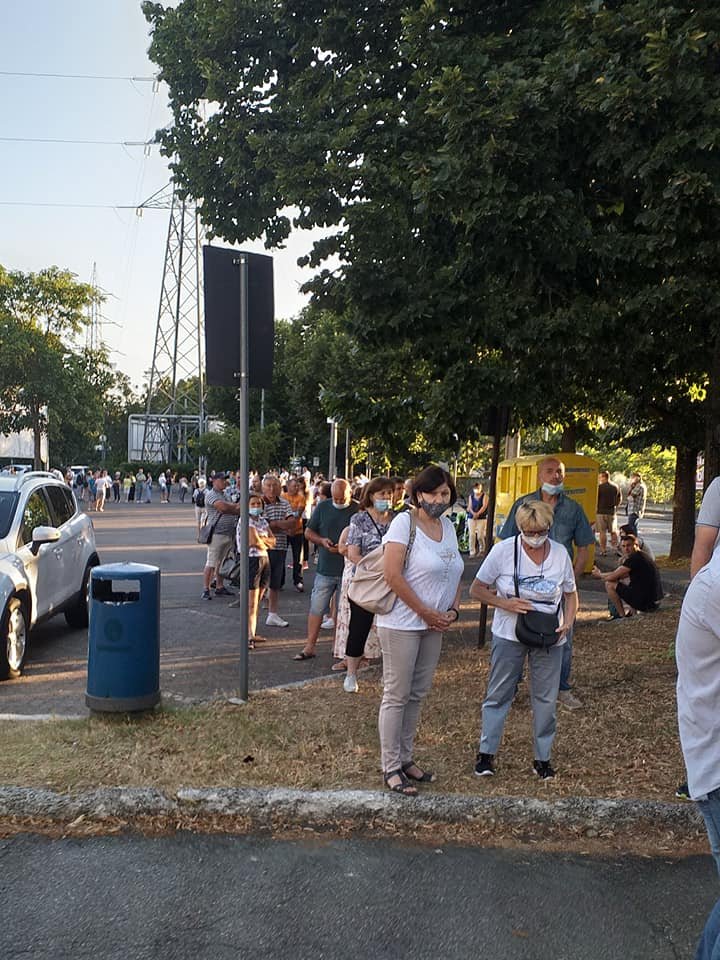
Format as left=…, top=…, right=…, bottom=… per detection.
left=263, top=496, right=293, bottom=551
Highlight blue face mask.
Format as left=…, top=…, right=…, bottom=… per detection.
left=249, top=506, right=263, bottom=517
left=374, top=499, right=391, bottom=512
left=541, top=482, right=564, bottom=496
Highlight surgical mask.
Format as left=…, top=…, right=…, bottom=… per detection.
left=249, top=506, right=263, bottom=517
left=419, top=499, right=448, bottom=519
left=332, top=501, right=347, bottom=509
left=374, top=499, right=391, bottom=512
left=541, top=482, right=564, bottom=496
left=521, top=532, right=548, bottom=549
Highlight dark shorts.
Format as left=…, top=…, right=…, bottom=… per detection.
left=267, top=549, right=285, bottom=591
left=249, top=555, right=270, bottom=591
left=616, top=581, right=658, bottom=612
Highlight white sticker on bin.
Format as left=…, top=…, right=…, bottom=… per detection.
left=110, top=580, right=141, bottom=594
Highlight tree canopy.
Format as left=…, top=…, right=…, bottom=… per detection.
left=144, top=0, right=720, bottom=554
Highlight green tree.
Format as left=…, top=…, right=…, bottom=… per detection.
left=146, top=0, right=720, bottom=552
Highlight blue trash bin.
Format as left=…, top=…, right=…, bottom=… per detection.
left=86, top=562, right=161, bottom=712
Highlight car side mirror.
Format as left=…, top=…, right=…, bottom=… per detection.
left=30, top=525, right=61, bottom=555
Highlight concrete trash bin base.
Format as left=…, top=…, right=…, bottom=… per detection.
left=86, top=562, right=161, bottom=712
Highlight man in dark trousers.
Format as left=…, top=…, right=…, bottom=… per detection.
left=596, top=470, right=621, bottom=555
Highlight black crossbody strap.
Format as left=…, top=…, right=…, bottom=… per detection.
left=514, top=535, right=561, bottom=615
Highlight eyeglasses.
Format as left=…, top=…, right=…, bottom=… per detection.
left=522, top=529, right=549, bottom=537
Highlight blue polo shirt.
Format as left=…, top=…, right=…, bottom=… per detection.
left=499, top=490, right=594, bottom=559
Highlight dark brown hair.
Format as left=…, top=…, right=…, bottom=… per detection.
left=410, top=465, right=456, bottom=506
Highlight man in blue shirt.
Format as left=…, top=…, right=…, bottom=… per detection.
left=500, top=456, right=594, bottom=709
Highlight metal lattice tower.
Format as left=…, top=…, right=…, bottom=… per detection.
left=133, top=184, right=207, bottom=464
left=85, top=262, right=103, bottom=352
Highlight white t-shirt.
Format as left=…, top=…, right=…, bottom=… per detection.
left=376, top=511, right=464, bottom=632
left=676, top=546, right=720, bottom=799
left=474, top=536, right=576, bottom=644
left=697, top=477, right=720, bottom=557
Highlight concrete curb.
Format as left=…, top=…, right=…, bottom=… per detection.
left=0, top=785, right=703, bottom=832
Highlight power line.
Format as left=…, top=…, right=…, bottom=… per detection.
left=0, top=70, right=157, bottom=83
left=0, top=200, right=148, bottom=209
left=0, top=136, right=156, bottom=146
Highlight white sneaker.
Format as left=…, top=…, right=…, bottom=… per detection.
left=266, top=612, right=289, bottom=628
left=343, top=674, right=358, bottom=693
left=321, top=618, right=335, bottom=630
left=557, top=690, right=583, bottom=710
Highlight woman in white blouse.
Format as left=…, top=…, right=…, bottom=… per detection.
left=378, top=465, right=464, bottom=796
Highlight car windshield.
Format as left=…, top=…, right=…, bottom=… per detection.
left=0, top=491, right=19, bottom=539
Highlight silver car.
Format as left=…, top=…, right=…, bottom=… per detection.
left=0, top=471, right=100, bottom=679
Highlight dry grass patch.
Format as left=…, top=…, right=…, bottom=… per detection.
left=0, top=603, right=685, bottom=801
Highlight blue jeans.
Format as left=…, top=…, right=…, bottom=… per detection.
left=696, top=899, right=720, bottom=960
left=309, top=572, right=342, bottom=617
left=559, top=621, right=574, bottom=691
left=698, top=787, right=720, bottom=877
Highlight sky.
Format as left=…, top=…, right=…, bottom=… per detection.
left=0, top=1, right=316, bottom=391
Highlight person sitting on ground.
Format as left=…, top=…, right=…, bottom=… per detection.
left=591, top=532, right=663, bottom=618
left=618, top=522, right=655, bottom=561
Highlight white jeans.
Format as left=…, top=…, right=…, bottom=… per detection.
left=467, top=517, right=487, bottom=556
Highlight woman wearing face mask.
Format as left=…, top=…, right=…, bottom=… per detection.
left=376, top=465, right=464, bottom=796
left=470, top=500, right=577, bottom=780
left=338, top=477, right=395, bottom=691
left=243, top=493, right=276, bottom=648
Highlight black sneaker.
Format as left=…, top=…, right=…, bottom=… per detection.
left=201, top=589, right=212, bottom=600
left=675, top=781, right=690, bottom=801
left=533, top=760, right=556, bottom=780
left=474, top=753, right=495, bottom=777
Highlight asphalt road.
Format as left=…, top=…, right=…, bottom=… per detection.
left=1, top=832, right=715, bottom=960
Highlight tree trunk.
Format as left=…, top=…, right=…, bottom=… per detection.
left=560, top=422, right=577, bottom=452
left=704, top=331, right=720, bottom=488
left=670, top=445, right=698, bottom=559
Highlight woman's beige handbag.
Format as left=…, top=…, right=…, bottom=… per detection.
left=347, top=511, right=417, bottom=614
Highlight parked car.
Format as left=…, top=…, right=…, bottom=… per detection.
left=0, top=471, right=100, bottom=680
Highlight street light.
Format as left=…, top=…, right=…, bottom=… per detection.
left=327, top=417, right=337, bottom=479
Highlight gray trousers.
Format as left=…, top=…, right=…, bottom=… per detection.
left=378, top=627, right=442, bottom=773
left=479, top=635, right=563, bottom=762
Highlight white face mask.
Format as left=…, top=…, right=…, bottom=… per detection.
left=521, top=532, right=549, bottom=549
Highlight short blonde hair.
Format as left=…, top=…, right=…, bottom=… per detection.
left=515, top=499, right=554, bottom=532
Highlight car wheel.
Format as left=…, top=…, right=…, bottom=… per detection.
left=64, top=563, right=94, bottom=629
left=0, top=597, right=28, bottom=680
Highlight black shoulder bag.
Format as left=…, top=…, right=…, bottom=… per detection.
left=513, top=535, right=561, bottom=650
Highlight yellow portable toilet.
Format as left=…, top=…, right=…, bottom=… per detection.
left=493, top=453, right=598, bottom=572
